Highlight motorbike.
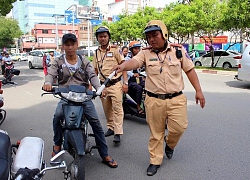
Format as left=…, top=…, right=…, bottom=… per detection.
left=41, top=71, right=116, bottom=180
left=123, top=69, right=146, bottom=119
left=2, top=61, right=20, bottom=85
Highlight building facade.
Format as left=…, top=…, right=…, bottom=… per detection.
left=21, top=23, right=78, bottom=52
left=12, top=0, right=79, bottom=34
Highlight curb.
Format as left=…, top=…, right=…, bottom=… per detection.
left=195, top=69, right=237, bottom=76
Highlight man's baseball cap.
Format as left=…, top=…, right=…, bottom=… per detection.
left=62, top=33, right=77, bottom=44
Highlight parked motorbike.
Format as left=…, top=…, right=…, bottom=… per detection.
left=2, top=61, right=20, bottom=85
left=41, top=71, right=116, bottom=180
left=0, top=82, right=73, bottom=180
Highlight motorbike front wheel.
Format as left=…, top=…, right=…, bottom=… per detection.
left=69, top=148, right=85, bottom=180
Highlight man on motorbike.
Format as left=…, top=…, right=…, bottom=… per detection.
left=42, top=33, right=118, bottom=168
left=2, top=52, right=13, bottom=75
left=125, top=41, right=145, bottom=115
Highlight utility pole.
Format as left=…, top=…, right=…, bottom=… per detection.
left=72, top=10, right=75, bottom=34
left=52, top=14, right=64, bottom=51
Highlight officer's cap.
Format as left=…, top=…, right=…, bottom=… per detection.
left=144, top=20, right=168, bottom=40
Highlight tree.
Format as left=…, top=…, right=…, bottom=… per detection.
left=0, top=0, right=16, bottom=16
left=189, top=0, right=226, bottom=67
left=0, top=17, right=22, bottom=48
left=221, top=0, right=250, bottom=52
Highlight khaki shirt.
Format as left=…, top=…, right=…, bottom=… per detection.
left=93, top=45, right=124, bottom=82
left=133, top=44, right=194, bottom=94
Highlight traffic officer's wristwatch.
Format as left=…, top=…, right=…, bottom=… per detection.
left=124, top=82, right=128, bottom=85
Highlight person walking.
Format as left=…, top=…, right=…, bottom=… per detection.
left=112, top=20, right=205, bottom=176
left=92, top=26, right=128, bottom=143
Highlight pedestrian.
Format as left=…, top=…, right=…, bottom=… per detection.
left=0, top=52, right=4, bottom=75
left=122, top=46, right=128, bottom=58
left=42, top=52, right=49, bottom=76
left=125, top=41, right=145, bottom=115
left=92, top=26, right=128, bottom=143
left=112, top=20, right=205, bottom=176
left=42, top=33, right=118, bottom=168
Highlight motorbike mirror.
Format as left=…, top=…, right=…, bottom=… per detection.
left=50, top=150, right=74, bottom=167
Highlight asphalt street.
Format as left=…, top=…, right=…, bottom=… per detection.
left=1, top=61, right=250, bottom=180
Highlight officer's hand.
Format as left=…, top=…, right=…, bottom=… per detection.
left=195, top=91, right=205, bottom=108
left=101, top=89, right=107, bottom=98
left=134, top=73, right=139, bottom=78
left=122, top=84, right=128, bottom=94
left=43, top=83, right=52, bottom=92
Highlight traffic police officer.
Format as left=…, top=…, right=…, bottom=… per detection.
left=113, top=20, right=205, bottom=176
left=93, top=26, right=128, bottom=143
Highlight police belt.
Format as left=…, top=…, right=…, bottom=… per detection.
left=100, top=76, right=122, bottom=87
left=146, top=91, right=183, bottom=100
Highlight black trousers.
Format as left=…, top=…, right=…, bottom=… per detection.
left=128, top=80, right=144, bottom=105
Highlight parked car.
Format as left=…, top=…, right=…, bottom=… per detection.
left=193, top=50, right=241, bottom=69
left=28, top=50, right=61, bottom=69
left=235, top=45, right=250, bottom=82
left=11, top=53, right=28, bottom=61
left=76, top=49, right=94, bottom=56
left=188, top=50, right=208, bottom=61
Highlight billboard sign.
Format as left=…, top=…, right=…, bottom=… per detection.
left=65, top=10, right=81, bottom=24
left=77, top=6, right=100, bottom=19
left=200, top=36, right=228, bottom=44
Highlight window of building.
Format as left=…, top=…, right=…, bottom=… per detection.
left=42, top=29, right=48, bottom=34
left=62, top=30, right=69, bottom=34
left=84, top=27, right=88, bottom=31
left=52, top=30, right=56, bottom=34
left=80, top=26, right=83, bottom=31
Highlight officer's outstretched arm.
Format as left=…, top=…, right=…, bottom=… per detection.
left=122, top=58, right=139, bottom=71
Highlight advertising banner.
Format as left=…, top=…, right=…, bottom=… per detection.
left=200, top=36, right=228, bottom=44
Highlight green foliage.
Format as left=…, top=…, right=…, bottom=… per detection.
left=0, top=0, right=15, bottom=16
left=0, top=17, right=23, bottom=48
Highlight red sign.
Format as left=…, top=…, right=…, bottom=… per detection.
left=200, top=36, right=228, bottom=44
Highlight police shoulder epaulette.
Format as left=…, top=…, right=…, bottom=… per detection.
left=142, top=46, right=152, bottom=50
left=170, top=43, right=182, bottom=48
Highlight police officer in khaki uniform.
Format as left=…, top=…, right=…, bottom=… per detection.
left=113, top=20, right=205, bottom=176
left=93, top=26, right=128, bottom=143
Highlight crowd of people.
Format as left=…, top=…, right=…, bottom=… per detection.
left=43, top=19, right=206, bottom=176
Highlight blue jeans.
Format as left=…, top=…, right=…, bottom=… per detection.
left=53, top=100, right=108, bottom=159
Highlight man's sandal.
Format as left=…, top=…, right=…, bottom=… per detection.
left=102, top=157, right=118, bottom=168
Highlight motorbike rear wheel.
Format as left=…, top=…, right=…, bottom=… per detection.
left=69, top=148, right=85, bottom=180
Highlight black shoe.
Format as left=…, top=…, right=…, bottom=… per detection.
left=147, top=164, right=160, bottom=176
left=105, top=129, right=114, bottom=137
left=165, top=143, right=174, bottom=159
left=113, top=135, right=120, bottom=143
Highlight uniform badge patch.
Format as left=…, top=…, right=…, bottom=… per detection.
left=107, top=52, right=113, bottom=57
left=185, top=52, right=191, bottom=60
left=149, top=58, right=158, bottom=61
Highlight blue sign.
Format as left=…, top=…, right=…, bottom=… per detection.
left=65, top=10, right=81, bottom=24
left=112, top=15, right=120, bottom=22
left=90, top=20, right=102, bottom=26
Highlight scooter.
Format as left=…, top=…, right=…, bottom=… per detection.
left=41, top=71, right=115, bottom=180
left=2, top=61, right=20, bottom=85
left=123, top=69, right=146, bottom=119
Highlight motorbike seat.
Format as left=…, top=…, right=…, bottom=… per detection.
left=0, top=131, right=11, bottom=180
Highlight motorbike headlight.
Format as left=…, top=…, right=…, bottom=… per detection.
left=61, top=91, right=91, bottom=102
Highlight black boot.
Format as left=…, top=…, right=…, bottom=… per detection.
left=105, top=129, right=114, bottom=137
left=165, top=143, right=174, bottom=159
left=147, top=164, right=160, bottom=176
left=113, top=134, right=120, bottom=143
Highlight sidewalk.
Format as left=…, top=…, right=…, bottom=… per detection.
left=195, top=69, right=237, bottom=76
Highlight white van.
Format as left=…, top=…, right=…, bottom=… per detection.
left=235, top=44, right=250, bottom=82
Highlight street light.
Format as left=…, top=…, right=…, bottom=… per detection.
left=52, top=14, right=64, bottom=50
